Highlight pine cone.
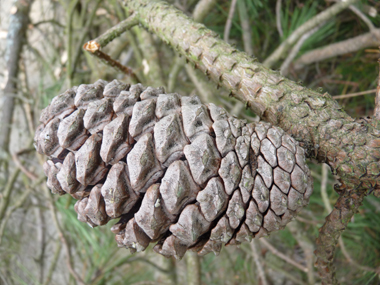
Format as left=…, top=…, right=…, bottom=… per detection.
left=35, top=79, right=313, bottom=259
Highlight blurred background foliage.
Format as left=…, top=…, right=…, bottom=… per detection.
left=0, top=0, right=380, bottom=284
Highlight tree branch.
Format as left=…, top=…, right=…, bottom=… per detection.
left=294, top=29, right=380, bottom=69
left=223, top=0, right=238, bottom=43
left=123, top=2, right=380, bottom=282
left=263, top=0, right=358, bottom=68
left=375, top=47, right=380, bottom=120
left=276, top=0, right=283, bottom=38
left=280, top=24, right=323, bottom=76
left=314, top=188, right=366, bottom=284
left=250, top=240, right=268, bottom=285
left=125, top=0, right=380, bottom=192
left=192, top=0, right=216, bottom=23
left=0, top=0, right=32, bottom=154
left=83, top=14, right=140, bottom=82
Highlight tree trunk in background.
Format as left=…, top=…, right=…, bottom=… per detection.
left=0, top=0, right=32, bottom=154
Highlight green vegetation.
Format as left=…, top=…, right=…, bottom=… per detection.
left=1, top=0, right=379, bottom=284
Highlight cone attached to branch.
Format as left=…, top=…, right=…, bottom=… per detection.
left=35, top=79, right=313, bottom=259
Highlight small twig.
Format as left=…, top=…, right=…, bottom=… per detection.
left=193, top=0, right=217, bottom=22
left=264, top=0, right=359, bottom=68
left=70, top=0, right=102, bottom=81
left=265, top=262, right=306, bottom=285
left=84, top=46, right=140, bottom=82
left=237, top=0, right=253, bottom=56
left=44, top=186, right=85, bottom=285
left=185, top=64, right=211, bottom=103
left=42, top=241, right=62, bottom=285
left=287, top=221, right=316, bottom=284
left=186, top=252, right=201, bottom=285
left=348, top=5, right=376, bottom=32
left=167, top=0, right=218, bottom=92
left=294, top=29, right=380, bottom=69
left=83, top=14, right=140, bottom=82
left=223, top=0, right=238, bottom=43
left=92, top=13, right=138, bottom=48
left=276, top=0, right=283, bottom=38
left=134, top=28, right=165, bottom=87
left=259, top=238, right=308, bottom=273
left=332, top=89, right=377, bottom=99
left=338, top=236, right=380, bottom=274
left=280, top=24, right=323, bottom=76
left=0, top=187, right=31, bottom=245
left=168, top=57, right=185, bottom=92
left=374, top=46, right=380, bottom=120
left=321, top=164, right=332, bottom=213
left=250, top=240, right=268, bottom=285
left=0, top=169, right=20, bottom=222
left=11, top=152, right=38, bottom=181
left=321, top=79, right=359, bottom=87
left=296, top=216, right=320, bottom=225
left=65, top=0, right=80, bottom=87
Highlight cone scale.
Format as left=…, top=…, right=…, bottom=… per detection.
left=35, top=80, right=313, bottom=259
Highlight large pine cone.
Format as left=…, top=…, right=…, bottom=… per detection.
left=35, top=79, right=313, bottom=259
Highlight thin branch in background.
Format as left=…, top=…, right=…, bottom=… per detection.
left=0, top=187, right=31, bottom=245
left=250, top=240, right=268, bottom=285
left=185, top=252, right=201, bottom=285
left=223, top=0, right=238, bottom=43
left=280, top=24, right=323, bottom=76
left=321, top=164, right=332, bottom=213
left=83, top=45, right=140, bottom=82
left=0, top=169, right=21, bottom=222
left=0, top=0, right=32, bottom=154
left=374, top=45, right=380, bottom=120
left=287, top=221, right=316, bottom=285
left=167, top=0, right=218, bottom=93
left=185, top=64, right=211, bottom=103
left=92, top=13, right=139, bottom=47
left=338, top=236, right=380, bottom=274
left=192, top=0, right=217, bottom=22
left=348, top=4, right=376, bottom=32
left=332, top=89, right=377, bottom=99
left=83, top=14, right=140, bottom=82
left=168, top=57, right=185, bottom=92
left=294, top=29, right=380, bottom=69
left=314, top=188, right=366, bottom=284
left=134, top=28, right=165, bottom=87
left=276, top=0, right=283, bottom=38
left=264, top=0, right=359, bottom=68
left=237, top=0, right=253, bottom=56
left=11, top=152, right=38, bottom=181
left=42, top=241, right=62, bottom=285
left=65, top=0, right=80, bottom=87
left=44, top=186, right=85, bottom=285
left=70, top=0, right=102, bottom=82
left=259, top=238, right=308, bottom=273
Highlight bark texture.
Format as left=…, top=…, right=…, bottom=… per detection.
left=314, top=188, right=365, bottom=284
left=125, top=0, right=380, bottom=193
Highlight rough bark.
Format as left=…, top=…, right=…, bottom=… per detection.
left=123, top=1, right=379, bottom=282
left=314, top=188, right=365, bottom=285
left=0, top=0, right=32, bottom=153
left=125, top=0, right=380, bottom=193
